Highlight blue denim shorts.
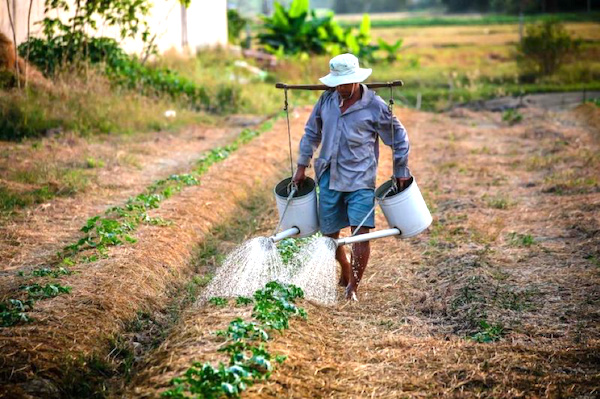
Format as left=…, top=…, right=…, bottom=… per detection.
left=318, top=169, right=375, bottom=235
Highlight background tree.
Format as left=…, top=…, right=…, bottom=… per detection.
left=516, top=19, right=581, bottom=76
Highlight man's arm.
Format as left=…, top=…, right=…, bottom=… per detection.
left=377, top=102, right=411, bottom=190
left=293, top=96, right=324, bottom=185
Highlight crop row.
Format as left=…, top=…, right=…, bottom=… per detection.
left=0, top=119, right=275, bottom=328
left=163, top=281, right=306, bottom=398
left=63, top=120, right=274, bottom=263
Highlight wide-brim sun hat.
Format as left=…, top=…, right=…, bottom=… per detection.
left=319, top=53, right=372, bottom=87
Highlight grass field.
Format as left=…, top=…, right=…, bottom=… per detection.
left=337, top=11, right=600, bottom=27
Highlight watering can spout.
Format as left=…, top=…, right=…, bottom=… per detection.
left=269, top=226, right=301, bottom=243
left=336, top=228, right=401, bottom=247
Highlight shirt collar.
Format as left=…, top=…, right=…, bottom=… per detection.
left=335, top=84, right=373, bottom=115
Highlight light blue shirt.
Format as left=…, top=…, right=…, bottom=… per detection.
left=297, top=84, right=410, bottom=192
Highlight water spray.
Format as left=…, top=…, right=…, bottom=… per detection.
left=205, top=80, right=433, bottom=305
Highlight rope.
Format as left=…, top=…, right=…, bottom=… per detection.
left=284, top=88, right=294, bottom=180
left=389, top=85, right=397, bottom=192
left=273, top=186, right=297, bottom=236
left=272, top=88, right=298, bottom=236
left=351, top=83, right=398, bottom=237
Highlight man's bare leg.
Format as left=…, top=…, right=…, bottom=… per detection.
left=345, top=226, right=370, bottom=300
left=324, top=231, right=353, bottom=288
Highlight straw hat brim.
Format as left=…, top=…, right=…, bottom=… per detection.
left=319, top=68, right=372, bottom=87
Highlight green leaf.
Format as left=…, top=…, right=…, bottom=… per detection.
left=272, top=3, right=290, bottom=29
left=345, top=33, right=360, bottom=55
left=359, top=14, right=371, bottom=38
left=289, top=0, right=309, bottom=18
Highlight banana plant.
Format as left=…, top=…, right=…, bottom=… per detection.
left=258, top=0, right=379, bottom=59
left=377, top=38, right=404, bottom=62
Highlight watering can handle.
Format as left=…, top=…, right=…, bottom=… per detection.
left=272, top=184, right=298, bottom=236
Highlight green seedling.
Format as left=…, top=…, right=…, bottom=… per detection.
left=208, top=297, right=228, bottom=307
left=163, top=282, right=306, bottom=398
left=85, top=157, right=105, bottom=169
left=277, top=236, right=312, bottom=264
left=483, top=194, right=512, bottom=209
left=235, top=297, right=253, bottom=306
left=217, top=319, right=269, bottom=342
left=1, top=298, right=34, bottom=327
left=508, top=232, right=535, bottom=247
left=502, top=109, right=523, bottom=125
left=61, top=122, right=272, bottom=266
left=21, top=283, right=72, bottom=299
left=30, top=266, right=72, bottom=278
left=469, top=320, right=505, bottom=343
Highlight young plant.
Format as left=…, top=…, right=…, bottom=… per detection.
left=502, top=109, right=523, bottom=125
left=377, top=38, right=403, bottom=62
left=0, top=299, right=34, bottom=327
left=209, top=297, right=229, bottom=307
left=163, top=282, right=306, bottom=398
left=469, top=320, right=504, bottom=343
left=21, top=283, right=72, bottom=299
left=508, top=232, right=535, bottom=247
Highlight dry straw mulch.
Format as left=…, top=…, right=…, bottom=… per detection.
left=0, top=109, right=311, bottom=397
left=126, top=107, right=599, bottom=398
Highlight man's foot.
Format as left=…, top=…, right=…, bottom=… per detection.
left=345, top=284, right=358, bottom=301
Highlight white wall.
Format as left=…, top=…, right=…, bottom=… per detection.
left=0, top=0, right=228, bottom=54
left=0, top=0, right=46, bottom=44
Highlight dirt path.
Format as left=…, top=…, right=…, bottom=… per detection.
left=463, top=91, right=600, bottom=112
left=124, top=106, right=599, bottom=398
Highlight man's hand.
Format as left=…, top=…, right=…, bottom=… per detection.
left=293, top=165, right=307, bottom=187
left=396, top=177, right=412, bottom=192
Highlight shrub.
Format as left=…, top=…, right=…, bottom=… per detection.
left=228, top=9, right=249, bottom=46
left=19, top=36, right=239, bottom=113
left=0, top=95, right=61, bottom=140
left=501, top=108, right=523, bottom=125
left=517, top=20, right=581, bottom=77
left=258, top=0, right=379, bottom=61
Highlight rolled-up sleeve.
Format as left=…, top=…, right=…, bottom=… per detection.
left=297, top=95, right=324, bottom=167
left=377, top=103, right=410, bottom=178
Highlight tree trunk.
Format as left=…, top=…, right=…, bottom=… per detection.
left=25, top=0, right=34, bottom=88
left=5, top=0, right=20, bottom=88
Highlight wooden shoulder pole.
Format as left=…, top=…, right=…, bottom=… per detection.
left=275, top=81, right=403, bottom=90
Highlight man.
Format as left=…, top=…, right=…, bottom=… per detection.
left=292, top=53, right=411, bottom=301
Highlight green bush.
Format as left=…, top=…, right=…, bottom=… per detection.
left=19, top=36, right=240, bottom=114
left=517, top=20, right=581, bottom=77
left=228, top=9, right=248, bottom=46
left=0, top=96, right=61, bottom=140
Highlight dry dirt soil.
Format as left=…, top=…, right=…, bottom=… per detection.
left=1, top=104, right=599, bottom=398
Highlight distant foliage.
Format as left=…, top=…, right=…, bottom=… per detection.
left=517, top=20, right=581, bottom=77
left=442, top=0, right=540, bottom=13
left=15, top=0, right=233, bottom=114
left=258, top=0, right=384, bottom=61
left=228, top=9, right=249, bottom=46
left=19, top=36, right=237, bottom=114
left=18, top=36, right=126, bottom=76
left=377, top=38, right=403, bottom=62
left=39, top=0, right=155, bottom=58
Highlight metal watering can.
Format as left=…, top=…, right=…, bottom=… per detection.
left=270, top=176, right=432, bottom=247
left=270, top=80, right=432, bottom=246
